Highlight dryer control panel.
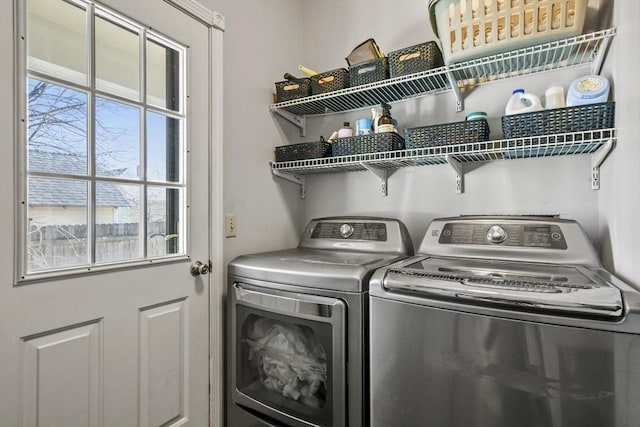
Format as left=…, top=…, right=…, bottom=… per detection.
left=311, top=221, right=387, bottom=241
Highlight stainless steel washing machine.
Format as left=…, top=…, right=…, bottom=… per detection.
left=227, top=216, right=413, bottom=427
left=369, top=215, right=640, bottom=427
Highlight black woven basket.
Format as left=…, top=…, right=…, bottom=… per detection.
left=274, top=78, right=311, bottom=103
left=332, top=132, right=404, bottom=156
left=405, top=119, right=490, bottom=148
left=502, top=102, right=615, bottom=138
left=349, top=57, right=389, bottom=87
left=388, top=41, right=444, bottom=78
left=275, top=140, right=332, bottom=162
left=311, top=68, right=349, bottom=95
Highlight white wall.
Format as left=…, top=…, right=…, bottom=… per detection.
left=200, top=0, right=305, bottom=269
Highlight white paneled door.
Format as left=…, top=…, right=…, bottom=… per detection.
left=0, top=1, right=215, bottom=426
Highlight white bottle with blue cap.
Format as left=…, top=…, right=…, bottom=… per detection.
left=505, top=88, right=543, bottom=115
left=566, top=75, right=610, bottom=106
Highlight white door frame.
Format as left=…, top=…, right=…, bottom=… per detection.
left=164, top=2, right=225, bottom=426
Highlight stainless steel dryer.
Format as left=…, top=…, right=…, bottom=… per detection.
left=369, top=215, right=640, bottom=427
left=227, top=216, right=413, bottom=427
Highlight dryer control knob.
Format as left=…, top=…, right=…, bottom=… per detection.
left=340, top=223, right=354, bottom=238
left=487, top=225, right=507, bottom=244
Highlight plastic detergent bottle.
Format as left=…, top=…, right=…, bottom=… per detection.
left=566, top=75, right=610, bottom=106
left=505, top=89, right=543, bottom=115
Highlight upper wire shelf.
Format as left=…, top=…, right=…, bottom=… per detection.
left=270, top=28, right=616, bottom=119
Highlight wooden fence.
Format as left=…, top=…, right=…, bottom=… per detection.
left=28, top=222, right=172, bottom=270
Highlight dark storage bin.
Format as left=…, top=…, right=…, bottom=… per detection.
left=405, top=119, right=490, bottom=148
left=275, top=140, right=332, bottom=162
left=274, top=78, right=311, bottom=103
left=504, top=131, right=611, bottom=159
left=388, top=41, right=444, bottom=78
left=349, top=57, right=389, bottom=87
left=332, top=132, right=404, bottom=156
left=502, top=102, right=615, bottom=138
left=311, top=68, right=349, bottom=95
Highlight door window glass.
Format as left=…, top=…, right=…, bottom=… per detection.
left=27, top=176, right=88, bottom=271
left=95, top=182, right=142, bottom=263
left=21, top=0, right=187, bottom=277
left=27, top=0, right=87, bottom=85
left=95, top=15, right=140, bottom=100
left=95, top=97, right=141, bottom=179
left=146, top=39, right=181, bottom=111
left=146, top=111, right=181, bottom=182
left=147, top=186, right=182, bottom=257
left=27, top=78, right=88, bottom=174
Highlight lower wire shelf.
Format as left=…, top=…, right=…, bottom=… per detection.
left=271, top=129, right=616, bottom=196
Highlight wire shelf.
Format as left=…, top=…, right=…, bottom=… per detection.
left=271, top=69, right=451, bottom=117
left=270, top=29, right=616, bottom=118
left=448, top=28, right=617, bottom=87
left=271, top=129, right=616, bottom=175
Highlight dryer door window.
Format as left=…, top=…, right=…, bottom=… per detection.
left=232, top=284, right=346, bottom=427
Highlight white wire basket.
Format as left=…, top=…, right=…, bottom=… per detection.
left=428, top=0, right=588, bottom=64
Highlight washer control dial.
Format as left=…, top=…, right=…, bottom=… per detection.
left=339, top=223, right=354, bottom=238
left=487, top=225, right=507, bottom=244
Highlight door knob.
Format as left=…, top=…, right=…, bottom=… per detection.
left=190, top=261, right=210, bottom=276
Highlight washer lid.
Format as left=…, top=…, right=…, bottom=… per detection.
left=383, top=256, right=623, bottom=318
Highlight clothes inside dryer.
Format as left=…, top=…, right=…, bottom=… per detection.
left=243, top=315, right=328, bottom=408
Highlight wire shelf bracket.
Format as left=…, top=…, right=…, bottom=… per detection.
left=591, top=139, right=614, bottom=190
left=361, top=163, right=391, bottom=196
left=271, top=163, right=306, bottom=198
left=271, top=109, right=306, bottom=136
left=591, top=31, right=614, bottom=75
left=446, top=155, right=465, bottom=193
left=445, top=68, right=464, bottom=112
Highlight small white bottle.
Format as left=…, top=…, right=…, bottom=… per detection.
left=544, top=85, right=565, bottom=109
left=337, top=122, right=353, bottom=138
left=505, top=88, right=543, bottom=115
left=371, top=106, right=382, bottom=133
